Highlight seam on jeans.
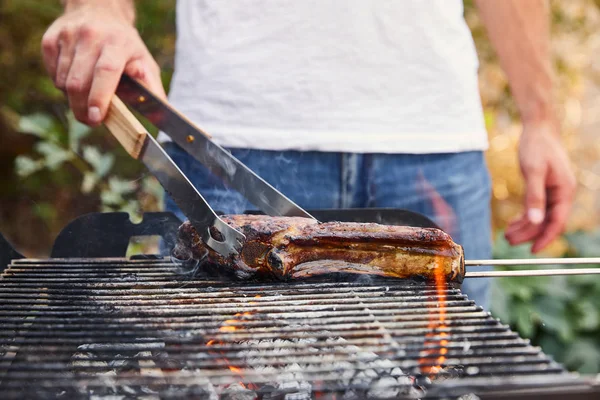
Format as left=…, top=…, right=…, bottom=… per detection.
left=341, top=153, right=360, bottom=208
left=365, top=154, right=376, bottom=208
left=340, top=154, right=349, bottom=208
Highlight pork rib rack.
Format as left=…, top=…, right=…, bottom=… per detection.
left=173, top=215, right=465, bottom=283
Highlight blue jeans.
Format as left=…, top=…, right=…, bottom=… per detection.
left=163, top=142, right=493, bottom=309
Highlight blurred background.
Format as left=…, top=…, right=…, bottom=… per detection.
left=1, top=0, right=600, bottom=374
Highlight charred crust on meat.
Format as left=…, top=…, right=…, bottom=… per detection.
left=175, top=215, right=466, bottom=283
left=209, top=226, right=225, bottom=242
left=267, top=250, right=284, bottom=274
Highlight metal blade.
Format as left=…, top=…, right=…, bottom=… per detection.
left=466, top=268, right=600, bottom=278
left=466, top=257, right=600, bottom=266
left=141, top=134, right=245, bottom=257
left=116, top=75, right=316, bottom=220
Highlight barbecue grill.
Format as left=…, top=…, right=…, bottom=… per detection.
left=1, top=211, right=599, bottom=399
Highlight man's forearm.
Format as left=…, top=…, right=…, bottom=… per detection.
left=61, top=0, right=135, bottom=24
left=475, top=0, right=555, bottom=125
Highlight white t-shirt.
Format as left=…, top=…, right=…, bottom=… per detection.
left=161, top=0, right=488, bottom=154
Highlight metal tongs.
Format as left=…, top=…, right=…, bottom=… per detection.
left=105, top=75, right=600, bottom=278
left=104, top=76, right=315, bottom=259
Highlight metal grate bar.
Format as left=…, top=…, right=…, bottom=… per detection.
left=0, top=258, right=588, bottom=399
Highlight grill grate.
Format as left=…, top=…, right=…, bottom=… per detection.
left=0, top=258, right=592, bottom=399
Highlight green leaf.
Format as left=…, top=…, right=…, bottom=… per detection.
left=34, top=77, right=64, bottom=100
left=565, top=230, right=600, bottom=258
left=81, top=172, right=99, bottom=194
left=100, top=189, right=123, bottom=206
left=490, top=281, right=510, bottom=322
left=500, top=278, right=535, bottom=302
left=33, top=202, right=57, bottom=222
left=532, top=296, right=572, bottom=342
left=537, top=334, right=565, bottom=363
left=18, top=113, right=55, bottom=138
left=36, top=141, right=73, bottom=170
left=82, top=146, right=114, bottom=178
left=547, top=276, right=577, bottom=301
left=563, top=339, right=600, bottom=374
left=567, top=273, right=596, bottom=287
left=14, top=156, right=43, bottom=177
left=514, top=302, right=536, bottom=338
left=493, top=232, right=535, bottom=259
left=121, top=200, right=142, bottom=221
left=575, top=301, right=599, bottom=332
left=142, top=176, right=164, bottom=202
left=67, top=111, right=91, bottom=152
left=108, top=177, right=136, bottom=196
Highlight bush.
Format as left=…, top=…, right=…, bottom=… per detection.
left=491, top=231, right=600, bottom=373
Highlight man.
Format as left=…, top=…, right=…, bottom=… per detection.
left=42, top=0, right=576, bottom=310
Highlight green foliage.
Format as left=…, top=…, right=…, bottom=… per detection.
left=16, top=109, right=163, bottom=223
left=491, top=232, right=600, bottom=374
left=0, top=1, right=174, bottom=254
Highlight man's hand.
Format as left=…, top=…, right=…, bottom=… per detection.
left=505, top=120, right=576, bottom=252
left=476, top=0, right=576, bottom=251
left=41, top=0, right=165, bottom=126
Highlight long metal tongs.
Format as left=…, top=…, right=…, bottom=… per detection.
left=104, top=75, right=316, bottom=259
left=115, top=74, right=315, bottom=220
left=103, top=96, right=245, bottom=257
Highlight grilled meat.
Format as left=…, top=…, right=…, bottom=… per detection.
left=173, top=215, right=465, bottom=282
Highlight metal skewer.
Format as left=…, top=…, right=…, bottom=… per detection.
left=466, top=257, right=600, bottom=266
left=466, top=268, right=600, bottom=278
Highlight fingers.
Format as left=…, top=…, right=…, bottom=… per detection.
left=55, top=30, right=77, bottom=90
left=505, top=214, right=545, bottom=246
left=124, top=54, right=167, bottom=100
left=523, top=167, right=547, bottom=225
left=87, top=46, right=127, bottom=125
left=41, top=10, right=165, bottom=126
left=41, top=27, right=60, bottom=81
left=66, top=35, right=103, bottom=124
left=505, top=214, right=528, bottom=236
left=506, top=173, right=575, bottom=252
left=504, top=167, right=547, bottom=246
left=531, top=200, right=571, bottom=253
left=530, top=174, right=575, bottom=252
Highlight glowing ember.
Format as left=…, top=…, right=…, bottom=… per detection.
left=219, top=326, right=237, bottom=332
left=233, top=312, right=252, bottom=318
left=229, top=366, right=242, bottom=374
left=206, top=339, right=216, bottom=346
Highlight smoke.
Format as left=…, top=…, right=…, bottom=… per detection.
left=170, top=240, right=209, bottom=279
left=416, top=171, right=457, bottom=236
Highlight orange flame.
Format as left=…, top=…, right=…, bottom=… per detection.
left=219, top=326, right=237, bottom=332
left=419, top=254, right=450, bottom=375
left=229, top=366, right=242, bottom=374
left=416, top=173, right=455, bottom=377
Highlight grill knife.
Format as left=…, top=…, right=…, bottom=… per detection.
left=104, top=96, right=245, bottom=257
left=115, top=74, right=315, bottom=220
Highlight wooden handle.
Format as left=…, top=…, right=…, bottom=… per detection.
left=104, top=96, right=148, bottom=159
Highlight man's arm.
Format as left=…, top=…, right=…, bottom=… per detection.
left=61, top=0, right=135, bottom=22
left=42, top=0, right=165, bottom=126
left=475, top=0, right=576, bottom=253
